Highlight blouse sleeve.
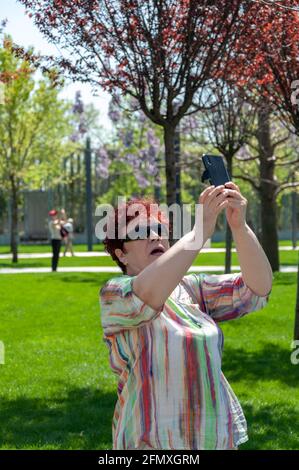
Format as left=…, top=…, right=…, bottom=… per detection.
left=182, top=272, right=271, bottom=323
left=100, top=275, right=164, bottom=335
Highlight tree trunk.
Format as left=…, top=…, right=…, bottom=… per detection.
left=85, top=137, right=93, bottom=251
left=174, top=125, right=181, bottom=206
left=10, top=185, right=19, bottom=263
left=225, top=155, right=233, bottom=274
left=257, top=103, right=279, bottom=272
left=154, top=151, right=161, bottom=203
left=62, top=158, right=67, bottom=209
left=174, top=124, right=182, bottom=239
left=77, top=152, right=85, bottom=233
left=69, top=153, right=75, bottom=217
left=164, top=125, right=178, bottom=246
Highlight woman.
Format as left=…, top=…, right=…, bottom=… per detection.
left=63, top=217, right=75, bottom=257
left=100, top=182, right=273, bottom=450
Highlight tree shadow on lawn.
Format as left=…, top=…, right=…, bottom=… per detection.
left=241, top=402, right=299, bottom=450
left=0, top=262, right=48, bottom=268
left=272, top=272, right=296, bottom=285
left=0, top=385, right=116, bottom=450
left=60, top=274, right=113, bottom=285
left=1, top=387, right=298, bottom=450
left=222, top=342, right=299, bottom=388
left=34, top=274, right=113, bottom=287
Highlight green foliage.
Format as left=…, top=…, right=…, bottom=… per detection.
left=96, top=160, right=153, bottom=206
left=0, top=36, right=76, bottom=193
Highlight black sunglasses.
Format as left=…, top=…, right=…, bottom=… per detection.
left=124, top=222, right=169, bottom=242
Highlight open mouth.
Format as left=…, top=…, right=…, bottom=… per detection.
left=150, top=247, right=165, bottom=256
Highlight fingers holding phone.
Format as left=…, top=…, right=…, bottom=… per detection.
left=198, top=185, right=229, bottom=242
left=223, top=182, right=248, bottom=231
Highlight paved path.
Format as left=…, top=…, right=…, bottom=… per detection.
left=0, top=246, right=297, bottom=259
left=0, top=265, right=297, bottom=274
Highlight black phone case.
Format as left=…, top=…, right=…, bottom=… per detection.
left=201, top=154, right=231, bottom=186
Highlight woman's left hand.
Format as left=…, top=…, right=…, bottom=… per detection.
left=223, top=182, right=247, bottom=231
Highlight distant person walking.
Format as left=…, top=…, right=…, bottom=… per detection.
left=48, top=209, right=62, bottom=272
left=63, top=218, right=75, bottom=257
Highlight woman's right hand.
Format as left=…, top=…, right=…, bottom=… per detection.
left=197, top=185, right=229, bottom=244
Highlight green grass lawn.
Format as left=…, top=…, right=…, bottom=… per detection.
left=0, top=272, right=298, bottom=449
left=0, top=244, right=105, bottom=254
left=0, top=249, right=297, bottom=269
left=0, top=240, right=295, bottom=254
left=211, top=240, right=295, bottom=248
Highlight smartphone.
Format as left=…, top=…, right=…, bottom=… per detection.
left=201, top=154, right=231, bottom=186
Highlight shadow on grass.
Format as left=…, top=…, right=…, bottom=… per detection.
left=241, top=402, right=299, bottom=450
left=272, top=272, right=297, bottom=285
left=0, top=263, right=49, bottom=269
left=43, top=274, right=113, bottom=286
left=0, top=385, right=116, bottom=450
left=32, top=271, right=112, bottom=289
left=222, top=343, right=299, bottom=387
left=1, top=385, right=298, bottom=450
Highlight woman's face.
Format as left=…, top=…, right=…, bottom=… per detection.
left=115, top=216, right=170, bottom=276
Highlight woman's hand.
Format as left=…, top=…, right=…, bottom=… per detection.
left=198, top=185, right=229, bottom=243
left=223, top=182, right=247, bottom=232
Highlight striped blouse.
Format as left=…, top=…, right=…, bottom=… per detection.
left=99, top=272, right=270, bottom=450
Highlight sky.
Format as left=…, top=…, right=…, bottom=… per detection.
left=1, top=0, right=112, bottom=130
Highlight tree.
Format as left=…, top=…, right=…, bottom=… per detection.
left=235, top=114, right=298, bottom=271
left=19, top=0, right=256, bottom=217
left=225, top=0, right=299, bottom=337
left=183, top=85, right=257, bottom=272
left=0, top=36, right=75, bottom=262
left=65, top=91, right=102, bottom=228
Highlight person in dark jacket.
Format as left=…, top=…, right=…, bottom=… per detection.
left=48, top=209, right=62, bottom=272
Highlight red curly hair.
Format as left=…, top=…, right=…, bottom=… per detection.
left=103, top=196, right=170, bottom=274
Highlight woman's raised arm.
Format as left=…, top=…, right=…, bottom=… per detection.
left=133, top=185, right=230, bottom=310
